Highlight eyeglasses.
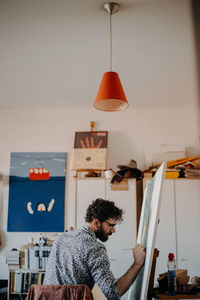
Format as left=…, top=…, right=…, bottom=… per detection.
left=104, top=221, right=117, bottom=228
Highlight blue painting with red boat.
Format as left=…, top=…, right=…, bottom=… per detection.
left=7, top=152, right=66, bottom=232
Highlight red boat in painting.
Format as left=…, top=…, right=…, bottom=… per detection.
left=29, top=168, right=50, bottom=180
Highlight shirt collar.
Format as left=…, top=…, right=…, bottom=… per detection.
left=82, top=225, right=96, bottom=239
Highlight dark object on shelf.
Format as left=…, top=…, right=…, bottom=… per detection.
left=85, top=170, right=101, bottom=177
left=111, top=159, right=142, bottom=184
left=111, top=168, right=142, bottom=183
left=157, top=273, right=168, bottom=293
left=177, top=167, right=185, bottom=178
left=117, top=159, right=137, bottom=169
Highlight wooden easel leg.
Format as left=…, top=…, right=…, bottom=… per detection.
left=148, top=248, right=159, bottom=299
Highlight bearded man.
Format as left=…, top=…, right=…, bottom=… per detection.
left=44, top=198, right=145, bottom=299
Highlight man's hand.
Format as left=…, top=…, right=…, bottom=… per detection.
left=133, top=244, right=146, bottom=268
left=116, top=243, right=146, bottom=296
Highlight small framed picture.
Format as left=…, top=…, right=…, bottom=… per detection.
left=74, top=131, right=108, bottom=149
left=71, top=131, right=108, bottom=170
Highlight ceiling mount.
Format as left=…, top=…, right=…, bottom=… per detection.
left=104, top=2, right=120, bottom=15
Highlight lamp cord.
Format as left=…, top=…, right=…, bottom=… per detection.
left=110, top=13, right=112, bottom=71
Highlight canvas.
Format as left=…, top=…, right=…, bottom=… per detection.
left=71, top=131, right=108, bottom=170
left=7, top=152, right=66, bottom=232
left=128, top=162, right=165, bottom=300
left=74, top=131, right=108, bottom=149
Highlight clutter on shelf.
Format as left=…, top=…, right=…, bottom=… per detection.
left=5, top=235, right=54, bottom=270
left=5, top=249, right=20, bottom=269
left=157, top=269, right=200, bottom=295
left=143, top=156, right=200, bottom=179
left=111, top=159, right=142, bottom=184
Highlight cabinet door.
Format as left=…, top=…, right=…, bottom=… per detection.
left=76, top=179, right=137, bottom=300
left=154, top=180, right=176, bottom=280
left=76, top=179, right=106, bottom=228
left=105, top=179, right=137, bottom=300
left=144, top=179, right=177, bottom=281
left=175, top=180, right=200, bottom=277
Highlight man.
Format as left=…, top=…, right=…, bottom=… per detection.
left=44, top=198, right=145, bottom=299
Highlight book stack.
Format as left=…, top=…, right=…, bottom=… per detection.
left=185, top=168, right=200, bottom=178
left=20, top=243, right=52, bottom=270
left=6, top=249, right=20, bottom=269
left=143, top=168, right=180, bottom=179
left=9, top=270, right=45, bottom=294
left=165, top=170, right=179, bottom=179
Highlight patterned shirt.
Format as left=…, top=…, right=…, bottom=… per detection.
left=43, top=226, right=120, bottom=300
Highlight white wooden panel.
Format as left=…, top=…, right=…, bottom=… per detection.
left=75, top=179, right=106, bottom=228
left=144, top=179, right=176, bottom=282
left=106, top=179, right=137, bottom=300
left=75, top=178, right=108, bottom=300
left=154, top=180, right=176, bottom=280
left=76, top=178, right=137, bottom=300
left=175, top=179, right=200, bottom=278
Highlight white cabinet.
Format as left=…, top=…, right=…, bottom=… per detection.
left=144, top=178, right=200, bottom=283
left=75, top=178, right=106, bottom=227
left=154, top=180, right=176, bottom=281
left=175, top=180, right=200, bottom=277
left=75, top=178, right=142, bottom=300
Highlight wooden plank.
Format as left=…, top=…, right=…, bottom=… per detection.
left=155, top=293, right=200, bottom=299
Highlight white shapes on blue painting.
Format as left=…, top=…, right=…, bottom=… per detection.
left=47, top=199, right=55, bottom=212
left=27, top=202, right=34, bottom=214
left=27, top=199, right=55, bottom=214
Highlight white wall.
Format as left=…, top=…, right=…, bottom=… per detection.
left=0, top=0, right=199, bottom=110
left=0, top=107, right=200, bottom=279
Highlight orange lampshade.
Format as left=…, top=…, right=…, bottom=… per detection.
left=94, top=71, right=129, bottom=111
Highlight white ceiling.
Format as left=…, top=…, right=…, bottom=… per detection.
left=0, top=0, right=199, bottom=109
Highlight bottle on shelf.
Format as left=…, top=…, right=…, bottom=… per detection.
left=167, top=252, right=177, bottom=296
left=28, top=237, right=35, bottom=269
left=24, top=245, right=29, bottom=269
left=34, top=243, right=40, bottom=269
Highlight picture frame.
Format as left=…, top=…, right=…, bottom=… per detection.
left=71, top=131, right=108, bottom=171
left=74, top=131, right=108, bottom=149
left=7, top=152, right=66, bottom=232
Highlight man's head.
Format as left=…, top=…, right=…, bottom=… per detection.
left=85, top=198, right=123, bottom=242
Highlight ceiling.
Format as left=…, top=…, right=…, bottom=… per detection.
left=0, top=0, right=199, bottom=109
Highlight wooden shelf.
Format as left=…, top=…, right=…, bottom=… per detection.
left=154, top=293, right=200, bottom=299
left=9, top=268, right=45, bottom=272
left=10, top=292, right=28, bottom=295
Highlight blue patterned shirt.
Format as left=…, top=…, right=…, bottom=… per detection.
left=44, top=226, right=120, bottom=300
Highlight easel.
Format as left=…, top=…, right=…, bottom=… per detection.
left=74, top=121, right=103, bottom=178
left=148, top=249, right=200, bottom=300
left=148, top=248, right=160, bottom=299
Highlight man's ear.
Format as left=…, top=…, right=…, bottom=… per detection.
left=91, top=218, right=101, bottom=230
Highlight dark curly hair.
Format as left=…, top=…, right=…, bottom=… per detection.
left=85, top=198, right=123, bottom=223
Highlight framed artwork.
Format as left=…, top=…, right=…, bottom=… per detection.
left=71, top=131, right=108, bottom=170
left=128, top=162, right=165, bottom=300
left=7, top=152, right=66, bottom=232
left=74, top=131, right=108, bottom=149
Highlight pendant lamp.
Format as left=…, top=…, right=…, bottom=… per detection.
left=94, top=2, right=128, bottom=112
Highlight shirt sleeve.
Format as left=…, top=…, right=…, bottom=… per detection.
left=87, top=244, right=121, bottom=300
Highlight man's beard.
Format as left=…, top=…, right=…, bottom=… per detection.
left=95, top=225, right=111, bottom=242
